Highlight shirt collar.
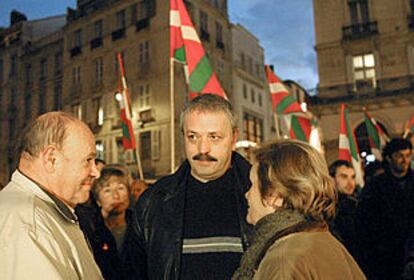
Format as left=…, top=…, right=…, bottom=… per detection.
left=13, top=170, right=78, bottom=223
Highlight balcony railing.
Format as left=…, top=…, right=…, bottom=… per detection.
left=90, top=37, right=103, bottom=49
left=408, top=15, right=414, bottom=31
left=342, top=21, right=378, bottom=40
left=70, top=46, right=82, bottom=57
left=136, top=18, right=150, bottom=32
left=111, top=28, right=126, bottom=41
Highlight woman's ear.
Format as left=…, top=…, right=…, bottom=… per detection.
left=265, top=194, right=284, bottom=209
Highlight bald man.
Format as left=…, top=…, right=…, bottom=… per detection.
left=0, top=112, right=102, bottom=279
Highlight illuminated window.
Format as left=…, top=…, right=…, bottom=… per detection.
left=243, top=113, right=263, bottom=143
left=352, top=53, right=376, bottom=87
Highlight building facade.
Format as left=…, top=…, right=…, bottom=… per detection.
left=0, top=0, right=276, bottom=185
left=230, top=24, right=275, bottom=157
left=312, top=0, right=414, bottom=165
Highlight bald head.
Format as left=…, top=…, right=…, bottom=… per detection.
left=18, top=111, right=88, bottom=161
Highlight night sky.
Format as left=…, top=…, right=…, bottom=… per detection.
left=0, top=0, right=318, bottom=91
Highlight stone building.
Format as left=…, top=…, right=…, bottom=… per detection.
left=0, top=0, right=274, bottom=184
left=312, top=0, right=414, bottom=165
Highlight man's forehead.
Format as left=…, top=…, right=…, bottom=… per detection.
left=184, top=110, right=231, bottom=129
left=336, top=165, right=355, bottom=174
left=392, top=149, right=412, bottom=156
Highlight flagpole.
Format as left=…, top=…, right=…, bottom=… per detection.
left=170, top=57, right=176, bottom=173
left=117, top=53, right=144, bottom=180
left=273, top=113, right=281, bottom=139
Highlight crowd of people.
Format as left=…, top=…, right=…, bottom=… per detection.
left=0, top=93, right=413, bottom=279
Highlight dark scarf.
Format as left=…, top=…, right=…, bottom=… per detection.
left=232, top=209, right=317, bottom=280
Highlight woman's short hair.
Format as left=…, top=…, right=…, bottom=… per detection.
left=92, top=165, right=130, bottom=200
left=253, top=139, right=336, bottom=221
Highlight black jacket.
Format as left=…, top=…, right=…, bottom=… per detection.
left=356, top=169, right=414, bottom=280
left=132, top=152, right=252, bottom=280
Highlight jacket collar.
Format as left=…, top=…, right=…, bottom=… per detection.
left=12, top=170, right=78, bottom=223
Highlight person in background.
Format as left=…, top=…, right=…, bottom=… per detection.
left=233, top=139, right=365, bottom=280
left=356, top=138, right=414, bottom=279
left=133, top=94, right=252, bottom=279
left=0, top=111, right=102, bottom=279
left=86, top=165, right=139, bottom=280
left=328, top=160, right=359, bottom=258
left=130, top=179, right=148, bottom=204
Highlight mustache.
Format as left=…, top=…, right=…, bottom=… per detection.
left=193, top=153, right=218, bottom=162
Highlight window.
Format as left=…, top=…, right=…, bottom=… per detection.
left=74, top=29, right=82, bottom=47
left=54, top=83, right=62, bottom=110
left=40, top=58, right=48, bottom=81
left=0, top=59, right=3, bottom=82
left=94, top=20, right=103, bottom=38
left=250, top=88, right=255, bottom=103
left=240, top=52, right=245, bottom=69
left=199, top=10, right=209, bottom=40
left=348, top=0, right=369, bottom=25
left=243, top=113, right=263, bottom=143
left=93, top=97, right=104, bottom=126
left=24, top=93, right=32, bottom=122
left=96, top=141, right=104, bottom=161
left=140, top=131, right=151, bottom=160
left=54, top=52, right=62, bottom=76
left=94, top=57, right=104, bottom=86
left=116, top=138, right=126, bottom=163
left=138, top=84, right=151, bottom=109
left=39, top=84, right=46, bottom=114
left=116, top=10, right=126, bottom=29
left=25, top=64, right=32, bottom=85
left=352, top=53, right=376, bottom=87
left=258, top=92, right=262, bottom=107
left=243, top=84, right=247, bottom=99
left=215, top=21, right=223, bottom=47
left=72, top=103, right=82, bottom=120
left=139, top=41, right=150, bottom=65
left=72, top=66, right=81, bottom=85
left=10, top=54, right=17, bottom=77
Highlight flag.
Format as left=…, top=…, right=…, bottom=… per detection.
left=117, top=53, right=136, bottom=150
left=363, top=107, right=389, bottom=161
left=284, top=114, right=312, bottom=142
left=265, top=65, right=302, bottom=114
left=170, top=0, right=226, bottom=99
left=403, top=116, right=414, bottom=138
left=339, top=104, right=364, bottom=186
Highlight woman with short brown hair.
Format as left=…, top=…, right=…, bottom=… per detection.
left=233, top=139, right=365, bottom=279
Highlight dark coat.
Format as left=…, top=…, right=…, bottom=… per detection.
left=330, top=192, right=359, bottom=259
left=132, top=152, right=253, bottom=280
left=356, top=169, right=414, bottom=280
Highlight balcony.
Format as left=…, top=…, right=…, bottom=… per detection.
left=408, top=15, right=414, bottom=31
left=111, top=28, right=125, bottom=41
left=200, top=30, right=210, bottom=42
left=342, top=21, right=378, bottom=41
left=136, top=18, right=150, bottom=32
left=70, top=46, right=82, bottom=57
left=90, top=37, right=103, bottom=49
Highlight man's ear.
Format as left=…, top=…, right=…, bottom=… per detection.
left=42, top=145, right=59, bottom=173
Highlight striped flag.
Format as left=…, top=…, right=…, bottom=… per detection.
left=339, top=104, right=364, bottom=186
left=265, top=65, right=302, bottom=114
left=403, top=116, right=414, bottom=138
left=117, top=53, right=136, bottom=150
left=285, top=114, right=312, bottom=142
left=363, top=107, right=389, bottom=161
left=170, top=0, right=226, bottom=99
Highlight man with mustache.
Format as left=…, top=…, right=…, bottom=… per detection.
left=0, top=112, right=102, bottom=279
left=132, top=94, right=252, bottom=279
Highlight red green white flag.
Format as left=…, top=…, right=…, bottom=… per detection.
left=363, top=107, right=389, bottom=161
left=117, top=53, right=136, bottom=150
left=265, top=65, right=302, bottom=114
left=284, top=114, right=312, bottom=142
left=339, top=104, right=364, bottom=186
left=170, top=0, right=226, bottom=99
left=403, top=116, right=414, bottom=138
